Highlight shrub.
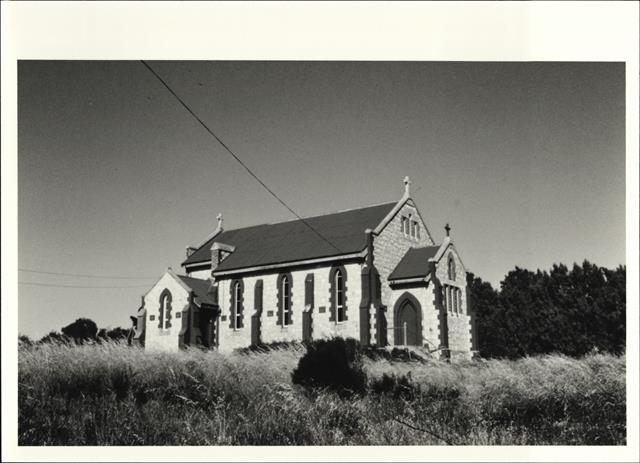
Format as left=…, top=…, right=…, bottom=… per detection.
left=292, top=337, right=367, bottom=398
left=61, top=318, right=98, bottom=344
left=389, top=347, right=429, bottom=363
left=362, top=346, right=430, bottom=363
left=370, top=373, right=419, bottom=399
left=236, top=340, right=305, bottom=355
left=38, top=331, right=71, bottom=345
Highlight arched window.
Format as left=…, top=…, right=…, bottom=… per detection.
left=448, top=254, right=456, bottom=281
left=229, top=279, right=244, bottom=329
left=329, top=265, right=348, bottom=323
left=281, top=275, right=291, bottom=326
left=335, top=269, right=345, bottom=322
left=158, top=289, right=172, bottom=330
left=161, top=294, right=170, bottom=328
left=233, top=281, right=243, bottom=329
left=453, top=287, right=458, bottom=313
left=276, top=273, right=293, bottom=327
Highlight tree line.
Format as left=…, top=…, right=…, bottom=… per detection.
left=468, top=260, right=626, bottom=358
left=19, top=318, right=132, bottom=346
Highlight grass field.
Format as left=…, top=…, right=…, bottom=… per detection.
left=18, top=341, right=626, bottom=445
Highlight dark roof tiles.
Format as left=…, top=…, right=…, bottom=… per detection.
left=388, top=246, right=440, bottom=281
left=183, top=202, right=397, bottom=272
left=177, top=275, right=216, bottom=306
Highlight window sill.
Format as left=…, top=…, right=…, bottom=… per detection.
left=448, top=312, right=467, bottom=318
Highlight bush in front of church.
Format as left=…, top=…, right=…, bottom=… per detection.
left=292, top=337, right=367, bottom=398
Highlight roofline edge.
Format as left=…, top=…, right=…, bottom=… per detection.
left=212, top=250, right=367, bottom=277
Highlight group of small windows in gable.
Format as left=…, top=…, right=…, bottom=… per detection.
left=400, top=213, right=420, bottom=239
left=443, top=254, right=463, bottom=314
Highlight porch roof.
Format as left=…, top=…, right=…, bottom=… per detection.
left=177, top=275, right=216, bottom=306
left=388, top=246, right=440, bottom=281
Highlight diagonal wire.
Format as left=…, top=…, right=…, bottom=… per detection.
left=19, top=268, right=157, bottom=280
left=140, top=60, right=343, bottom=254
left=393, top=417, right=457, bottom=445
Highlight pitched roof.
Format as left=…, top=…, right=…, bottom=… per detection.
left=176, top=275, right=216, bottom=306
left=388, top=246, right=440, bottom=281
left=182, top=202, right=397, bottom=272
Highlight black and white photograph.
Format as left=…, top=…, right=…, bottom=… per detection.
left=2, top=2, right=639, bottom=462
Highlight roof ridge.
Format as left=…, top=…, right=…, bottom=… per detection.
left=177, top=274, right=208, bottom=282
left=222, top=200, right=398, bottom=231
left=182, top=199, right=400, bottom=269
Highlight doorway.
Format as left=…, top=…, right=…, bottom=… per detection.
left=393, top=294, right=422, bottom=346
left=199, top=307, right=218, bottom=349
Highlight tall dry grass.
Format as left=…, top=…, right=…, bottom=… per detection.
left=18, top=341, right=625, bottom=445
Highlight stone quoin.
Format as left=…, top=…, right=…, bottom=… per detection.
left=132, top=177, right=478, bottom=359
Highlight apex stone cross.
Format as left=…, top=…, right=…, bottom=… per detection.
left=403, top=176, right=411, bottom=196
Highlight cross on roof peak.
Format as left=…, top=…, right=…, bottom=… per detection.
left=445, top=223, right=451, bottom=237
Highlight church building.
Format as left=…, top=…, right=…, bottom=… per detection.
left=132, top=177, right=477, bottom=359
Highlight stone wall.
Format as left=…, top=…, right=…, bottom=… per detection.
left=312, top=262, right=362, bottom=341
left=216, top=262, right=362, bottom=352
left=144, top=273, right=190, bottom=351
left=372, top=200, right=434, bottom=345
left=434, top=245, right=472, bottom=358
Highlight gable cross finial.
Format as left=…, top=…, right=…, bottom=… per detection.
left=403, top=176, right=411, bottom=196
left=445, top=223, right=451, bottom=237
left=216, top=213, right=223, bottom=229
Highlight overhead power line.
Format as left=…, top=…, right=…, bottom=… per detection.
left=19, top=281, right=151, bottom=289
left=19, top=268, right=157, bottom=280
left=140, top=60, right=343, bottom=254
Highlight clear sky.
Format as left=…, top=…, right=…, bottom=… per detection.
left=18, top=61, right=625, bottom=338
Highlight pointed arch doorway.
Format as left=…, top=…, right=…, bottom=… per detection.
left=393, top=293, right=423, bottom=346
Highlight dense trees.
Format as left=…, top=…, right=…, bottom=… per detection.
left=37, top=331, right=72, bottom=345
left=28, top=318, right=132, bottom=346
left=61, top=318, right=98, bottom=343
left=97, top=327, right=131, bottom=342
left=468, top=260, right=626, bottom=358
